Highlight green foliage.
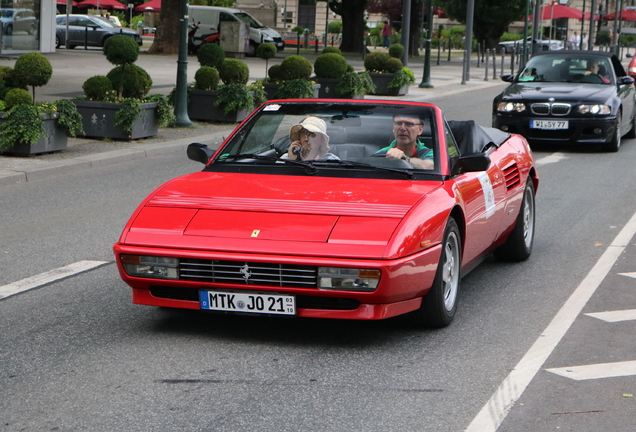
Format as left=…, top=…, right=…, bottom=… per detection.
left=500, top=32, right=523, bottom=42
left=0, top=100, right=5, bottom=111
left=279, top=55, right=312, bottom=80
left=197, top=43, right=225, bottom=68
left=335, top=71, right=368, bottom=98
left=314, top=53, right=349, bottom=79
left=291, top=26, right=304, bottom=35
left=596, top=31, right=610, bottom=45
left=103, top=34, right=140, bottom=66
left=384, top=57, right=403, bottom=73
left=54, top=99, right=84, bottom=137
left=0, top=104, right=45, bottom=150
left=146, top=94, right=176, bottom=128
left=4, top=88, right=32, bottom=108
left=321, top=46, right=342, bottom=55
left=248, top=81, right=267, bottom=107
left=388, top=67, right=415, bottom=90
left=82, top=75, right=114, bottom=101
left=214, top=83, right=254, bottom=114
left=218, top=59, right=249, bottom=85
left=274, top=79, right=314, bottom=99
left=364, top=52, right=390, bottom=72
left=194, top=66, right=220, bottom=91
left=107, top=64, right=153, bottom=99
left=268, top=64, right=283, bottom=81
left=388, top=43, right=404, bottom=59
left=114, top=97, right=141, bottom=135
left=0, top=66, right=14, bottom=84
left=256, top=42, right=277, bottom=60
left=13, top=52, right=53, bottom=100
left=327, top=21, right=342, bottom=34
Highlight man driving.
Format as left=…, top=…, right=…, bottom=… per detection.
left=374, top=114, right=434, bottom=169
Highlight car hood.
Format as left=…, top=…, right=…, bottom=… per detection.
left=500, top=82, right=615, bottom=103
left=258, top=26, right=281, bottom=38
left=122, top=172, right=443, bottom=259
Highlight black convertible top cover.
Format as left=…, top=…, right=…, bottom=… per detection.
left=448, top=120, right=510, bottom=155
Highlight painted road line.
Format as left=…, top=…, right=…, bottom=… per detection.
left=0, top=260, right=109, bottom=300
left=585, top=309, right=636, bottom=322
left=465, top=209, right=636, bottom=432
left=535, top=152, right=568, bottom=167
left=618, top=272, right=636, bottom=279
left=547, top=361, right=636, bottom=381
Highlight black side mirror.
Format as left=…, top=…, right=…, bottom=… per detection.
left=618, top=76, right=635, bottom=85
left=187, top=142, right=215, bottom=164
left=451, top=153, right=491, bottom=176
left=500, top=74, right=515, bottom=83
left=627, top=53, right=633, bottom=58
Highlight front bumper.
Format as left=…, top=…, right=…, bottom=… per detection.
left=493, top=113, right=617, bottom=144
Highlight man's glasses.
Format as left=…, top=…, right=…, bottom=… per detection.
left=393, top=120, right=422, bottom=128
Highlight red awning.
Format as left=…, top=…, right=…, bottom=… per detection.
left=56, top=0, right=79, bottom=5
left=532, top=4, right=586, bottom=20
left=135, top=0, right=160, bottom=12
left=604, top=9, right=636, bottom=22
left=76, top=0, right=126, bottom=10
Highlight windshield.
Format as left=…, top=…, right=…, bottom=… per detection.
left=517, top=55, right=614, bottom=85
left=235, top=12, right=264, bottom=28
left=212, top=102, right=439, bottom=177
left=0, top=9, right=14, bottom=18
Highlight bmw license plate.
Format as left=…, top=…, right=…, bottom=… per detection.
left=199, top=290, right=296, bottom=315
left=530, top=120, right=569, bottom=130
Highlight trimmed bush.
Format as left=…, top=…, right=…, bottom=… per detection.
left=268, top=64, right=284, bottom=81
left=279, top=55, right=313, bottom=80
left=13, top=52, right=53, bottom=100
left=364, top=52, right=390, bottom=72
left=107, top=64, right=153, bottom=99
left=82, top=75, right=114, bottom=101
left=256, top=42, right=277, bottom=61
left=194, top=66, right=220, bottom=91
left=384, top=57, right=404, bottom=73
left=388, top=43, right=404, bottom=59
left=197, top=43, right=225, bottom=68
left=314, top=53, right=349, bottom=79
left=103, top=35, right=140, bottom=66
left=218, top=59, right=249, bottom=85
left=4, top=87, right=32, bottom=109
left=322, top=46, right=342, bottom=55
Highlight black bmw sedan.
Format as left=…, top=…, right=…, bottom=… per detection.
left=492, top=51, right=636, bottom=152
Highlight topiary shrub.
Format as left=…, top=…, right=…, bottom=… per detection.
left=322, top=46, right=342, bottom=55
left=197, top=43, right=225, bottom=68
left=4, top=87, right=32, bottom=109
left=383, top=57, right=404, bottom=73
left=268, top=64, right=284, bottom=81
left=218, top=59, right=249, bottom=85
left=103, top=34, right=140, bottom=66
left=314, top=53, right=349, bottom=79
left=0, top=104, right=44, bottom=150
left=0, top=66, right=16, bottom=88
left=82, top=75, right=114, bottom=101
left=279, top=55, right=313, bottom=80
left=13, top=52, right=53, bottom=101
left=388, top=43, right=404, bottom=59
left=107, top=64, right=153, bottom=99
left=275, top=79, right=314, bottom=99
left=256, top=42, right=277, bottom=73
left=194, top=66, right=220, bottom=91
left=364, top=52, right=390, bottom=72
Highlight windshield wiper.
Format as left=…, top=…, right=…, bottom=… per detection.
left=221, top=153, right=319, bottom=173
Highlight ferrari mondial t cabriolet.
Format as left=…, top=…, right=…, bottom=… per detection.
left=114, top=100, right=539, bottom=328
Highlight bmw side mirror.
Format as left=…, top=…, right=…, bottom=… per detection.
left=618, top=76, right=635, bottom=85
left=187, top=142, right=215, bottom=164
left=500, top=74, right=515, bottom=83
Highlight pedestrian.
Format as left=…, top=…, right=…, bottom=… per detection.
left=381, top=21, right=391, bottom=48
left=569, top=31, right=580, bottom=50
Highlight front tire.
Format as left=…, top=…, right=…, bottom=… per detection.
left=494, top=181, right=535, bottom=262
left=604, top=113, right=621, bottom=152
left=409, top=218, right=461, bottom=328
left=625, top=110, right=636, bottom=139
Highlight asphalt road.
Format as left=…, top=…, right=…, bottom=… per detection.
left=1, top=84, right=635, bottom=431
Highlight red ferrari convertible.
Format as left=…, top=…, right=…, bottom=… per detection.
left=114, top=100, right=539, bottom=327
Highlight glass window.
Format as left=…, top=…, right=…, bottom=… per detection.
left=0, top=5, right=39, bottom=52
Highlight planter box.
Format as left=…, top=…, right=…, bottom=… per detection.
left=369, top=72, right=409, bottom=96
left=315, top=78, right=365, bottom=99
left=0, top=113, right=68, bottom=156
left=263, top=83, right=321, bottom=100
left=73, top=100, right=158, bottom=140
left=187, top=90, right=250, bottom=123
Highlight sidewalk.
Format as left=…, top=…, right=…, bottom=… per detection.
left=0, top=46, right=505, bottom=186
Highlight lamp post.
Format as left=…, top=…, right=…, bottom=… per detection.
left=419, top=1, right=434, bottom=88
left=174, top=0, right=192, bottom=127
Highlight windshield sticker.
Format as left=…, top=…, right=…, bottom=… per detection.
left=264, top=104, right=281, bottom=111
left=477, top=172, right=496, bottom=218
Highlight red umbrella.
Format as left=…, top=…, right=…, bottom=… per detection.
left=532, top=4, right=586, bottom=20
left=56, top=0, right=78, bottom=5
left=604, top=9, right=636, bottom=22
left=135, top=0, right=160, bottom=12
left=76, top=0, right=126, bottom=10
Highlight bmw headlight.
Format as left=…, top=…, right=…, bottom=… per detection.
left=497, top=102, right=526, bottom=112
left=318, top=267, right=380, bottom=292
left=578, top=104, right=611, bottom=115
left=121, top=255, right=178, bottom=280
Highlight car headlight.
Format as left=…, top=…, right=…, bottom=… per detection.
left=578, top=104, right=611, bottom=115
left=121, top=254, right=178, bottom=280
left=497, top=102, right=526, bottom=112
left=318, top=267, right=380, bottom=292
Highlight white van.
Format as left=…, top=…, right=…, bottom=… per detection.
left=188, top=6, right=284, bottom=56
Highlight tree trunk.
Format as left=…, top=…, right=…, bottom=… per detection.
left=332, top=0, right=367, bottom=53
left=147, top=0, right=181, bottom=54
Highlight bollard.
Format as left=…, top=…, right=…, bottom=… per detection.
left=510, top=48, right=515, bottom=74
left=501, top=48, right=505, bottom=77
left=493, top=49, right=497, bottom=80
left=437, top=39, right=441, bottom=65
left=447, top=40, right=451, bottom=61
left=484, top=48, right=489, bottom=81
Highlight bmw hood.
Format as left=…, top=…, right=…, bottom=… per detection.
left=500, top=82, right=615, bottom=104
left=121, top=172, right=443, bottom=259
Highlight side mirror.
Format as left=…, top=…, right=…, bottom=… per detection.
left=187, top=142, right=215, bottom=164
left=500, top=74, right=515, bottom=83
left=451, top=153, right=491, bottom=176
left=618, top=76, right=635, bottom=85
left=627, top=53, right=633, bottom=58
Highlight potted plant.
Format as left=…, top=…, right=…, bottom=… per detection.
left=364, top=44, right=413, bottom=96
left=0, top=53, right=83, bottom=155
left=73, top=35, right=174, bottom=140
left=255, top=42, right=277, bottom=74
left=263, top=55, right=319, bottom=99
left=313, top=52, right=374, bottom=99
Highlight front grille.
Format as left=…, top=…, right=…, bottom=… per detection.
left=550, top=103, right=571, bottom=115
left=179, top=259, right=318, bottom=288
left=531, top=103, right=550, bottom=115
left=530, top=102, right=571, bottom=116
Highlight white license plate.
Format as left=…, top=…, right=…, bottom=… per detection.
left=199, top=290, right=296, bottom=315
left=530, top=120, right=569, bottom=130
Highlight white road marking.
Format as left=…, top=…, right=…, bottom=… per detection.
left=0, top=260, right=108, bottom=300
left=619, top=272, right=636, bottom=279
left=535, top=152, right=568, bottom=166
left=585, top=309, right=636, bottom=322
left=465, top=209, right=636, bottom=432
left=547, top=361, right=636, bottom=381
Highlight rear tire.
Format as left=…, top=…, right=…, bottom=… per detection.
left=409, top=218, right=461, bottom=328
left=494, top=181, right=535, bottom=262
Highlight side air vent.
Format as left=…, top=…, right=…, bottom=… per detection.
left=503, top=163, right=520, bottom=190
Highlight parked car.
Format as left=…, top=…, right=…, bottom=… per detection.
left=493, top=51, right=636, bottom=152
left=55, top=14, right=141, bottom=49
left=626, top=53, right=636, bottom=79
left=0, top=8, right=37, bottom=35
left=498, top=36, right=564, bottom=53
left=113, top=99, right=539, bottom=328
